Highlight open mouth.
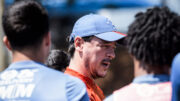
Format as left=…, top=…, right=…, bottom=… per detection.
left=102, top=58, right=111, bottom=68
left=102, top=62, right=110, bottom=68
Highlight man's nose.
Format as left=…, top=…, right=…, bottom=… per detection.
left=107, top=49, right=115, bottom=60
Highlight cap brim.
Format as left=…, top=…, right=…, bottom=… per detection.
left=95, top=31, right=126, bottom=42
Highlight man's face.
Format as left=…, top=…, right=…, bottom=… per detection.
left=82, top=37, right=116, bottom=79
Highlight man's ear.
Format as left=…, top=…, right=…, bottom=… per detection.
left=44, top=32, right=51, bottom=47
left=3, top=36, right=12, bottom=51
left=74, top=36, right=84, bottom=52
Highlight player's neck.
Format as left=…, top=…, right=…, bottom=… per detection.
left=134, top=58, right=148, bottom=77
left=69, top=54, right=93, bottom=79
left=12, top=49, right=44, bottom=64
left=134, top=58, right=170, bottom=78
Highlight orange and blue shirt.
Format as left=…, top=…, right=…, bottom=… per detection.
left=65, top=68, right=105, bottom=101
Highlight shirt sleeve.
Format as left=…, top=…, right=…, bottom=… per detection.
left=66, top=75, right=89, bottom=101
left=171, top=53, right=180, bottom=101
left=104, top=94, right=114, bottom=101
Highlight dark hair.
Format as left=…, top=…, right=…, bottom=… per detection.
left=46, top=49, right=70, bottom=71
left=2, top=0, right=49, bottom=50
left=68, top=36, right=93, bottom=58
left=126, top=7, right=180, bottom=69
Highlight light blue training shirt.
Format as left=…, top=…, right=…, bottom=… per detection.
left=0, top=61, right=89, bottom=101
left=171, top=53, right=180, bottom=101
left=105, top=74, right=170, bottom=101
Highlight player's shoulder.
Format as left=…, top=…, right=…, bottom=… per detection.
left=65, top=74, right=87, bottom=101
left=40, top=65, right=85, bottom=87
left=65, top=73, right=86, bottom=88
left=113, top=83, right=135, bottom=96
left=41, top=65, right=64, bottom=76
left=42, top=68, right=87, bottom=100
left=42, top=66, right=84, bottom=85
left=173, top=53, right=180, bottom=66
left=105, top=84, right=134, bottom=101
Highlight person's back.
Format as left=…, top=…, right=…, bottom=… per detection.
left=105, top=7, right=180, bottom=101
left=0, top=0, right=89, bottom=101
left=171, top=53, right=180, bottom=101
left=0, top=61, right=87, bottom=101
left=112, top=81, right=171, bottom=101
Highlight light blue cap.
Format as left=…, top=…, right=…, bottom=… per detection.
left=69, top=14, right=126, bottom=43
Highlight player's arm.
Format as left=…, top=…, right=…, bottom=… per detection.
left=171, top=53, right=180, bottom=101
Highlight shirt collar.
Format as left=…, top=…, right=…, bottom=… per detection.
left=8, top=60, right=45, bottom=69
left=65, top=68, right=95, bottom=85
left=133, top=74, right=170, bottom=84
